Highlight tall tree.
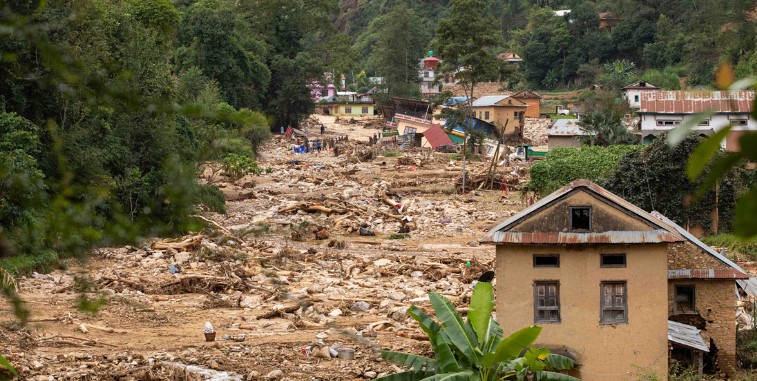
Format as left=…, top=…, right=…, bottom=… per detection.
left=368, top=6, right=430, bottom=103
left=433, top=0, right=502, bottom=192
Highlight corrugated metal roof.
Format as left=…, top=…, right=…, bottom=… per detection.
left=480, top=230, right=682, bottom=244
left=668, top=269, right=748, bottom=280
left=622, top=81, right=659, bottom=90
left=651, top=212, right=749, bottom=279
left=471, top=95, right=508, bottom=107
left=480, top=179, right=684, bottom=244
left=548, top=119, right=590, bottom=136
left=737, top=278, right=757, bottom=298
left=421, top=124, right=454, bottom=148
left=638, top=91, right=755, bottom=114
left=668, top=320, right=709, bottom=352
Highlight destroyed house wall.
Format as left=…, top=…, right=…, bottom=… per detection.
left=508, top=191, right=656, bottom=233
left=668, top=279, right=737, bottom=376
left=667, top=242, right=732, bottom=271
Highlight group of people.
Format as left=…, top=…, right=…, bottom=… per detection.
left=301, top=135, right=347, bottom=154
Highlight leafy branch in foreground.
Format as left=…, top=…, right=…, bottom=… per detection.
left=376, top=281, right=578, bottom=381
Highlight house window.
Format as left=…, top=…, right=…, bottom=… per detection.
left=345, top=107, right=352, bottom=114
left=656, top=119, right=681, bottom=126
left=697, top=119, right=710, bottom=126
left=732, top=119, right=748, bottom=126
left=634, top=95, right=639, bottom=102
left=674, top=285, right=695, bottom=314
left=534, top=281, right=560, bottom=323
left=424, top=71, right=430, bottom=78
left=478, top=111, right=482, bottom=118
left=533, top=254, right=560, bottom=268
left=362, top=107, right=369, bottom=114
left=601, top=281, right=627, bottom=324
left=570, top=206, right=591, bottom=231
left=485, top=111, right=490, bottom=120
left=601, top=254, right=626, bottom=268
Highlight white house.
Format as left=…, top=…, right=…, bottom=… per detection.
left=419, top=55, right=442, bottom=98
left=637, top=90, right=756, bottom=150
left=622, top=81, right=659, bottom=108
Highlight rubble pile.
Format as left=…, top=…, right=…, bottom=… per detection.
left=2, top=117, right=531, bottom=380
left=523, top=117, right=552, bottom=147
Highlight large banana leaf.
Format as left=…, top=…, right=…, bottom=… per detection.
left=381, top=350, right=439, bottom=372
left=480, top=317, right=502, bottom=354
left=429, top=292, right=480, bottom=365
left=432, top=330, right=461, bottom=373
left=467, top=282, right=494, bottom=345
left=375, top=370, right=434, bottom=381
left=419, top=370, right=477, bottom=381
left=533, top=371, right=580, bottom=381
left=489, top=326, right=542, bottom=366
left=408, top=305, right=442, bottom=340
left=543, top=354, right=575, bottom=371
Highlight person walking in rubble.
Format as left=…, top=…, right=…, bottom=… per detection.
left=316, top=139, right=322, bottom=153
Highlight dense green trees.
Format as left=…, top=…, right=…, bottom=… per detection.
left=0, top=0, right=346, bottom=273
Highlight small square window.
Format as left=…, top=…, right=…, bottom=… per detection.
left=674, top=285, right=695, bottom=314
left=362, top=107, right=369, bottom=114
left=533, top=254, right=560, bottom=267
left=601, top=254, right=626, bottom=268
left=345, top=107, right=352, bottom=114
left=570, top=207, right=591, bottom=231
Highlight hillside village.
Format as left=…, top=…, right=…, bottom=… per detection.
left=2, top=1, right=757, bottom=381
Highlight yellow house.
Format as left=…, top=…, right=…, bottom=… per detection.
left=468, top=95, right=527, bottom=135
left=481, top=179, right=685, bottom=381
left=319, top=103, right=374, bottom=117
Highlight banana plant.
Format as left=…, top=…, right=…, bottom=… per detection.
left=376, top=281, right=579, bottom=381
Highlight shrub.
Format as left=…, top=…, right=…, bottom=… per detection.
left=222, top=153, right=264, bottom=180
left=525, top=145, right=639, bottom=195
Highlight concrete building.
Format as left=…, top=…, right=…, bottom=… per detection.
left=481, top=179, right=751, bottom=379
left=511, top=90, right=542, bottom=118
left=314, top=92, right=374, bottom=117
left=482, top=180, right=688, bottom=380
left=622, top=81, right=659, bottom=109
left=547, top=119, right=589, bottom=149
left=419, top=55, right=442, bottom=98
left=637, top=90, right=756, bottom=150
left=468, top=95, right=527, bottom=136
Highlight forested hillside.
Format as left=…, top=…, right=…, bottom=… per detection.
left=340, top=0, right=757, bottom=90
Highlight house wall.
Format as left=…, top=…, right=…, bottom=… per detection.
left=639, top=113, right=756, bottom=150
left=513, top=97, right=541, bottom=118
left=508, top=191, right=656, bottom=233
left=667, top=280, right=736, bottom=375
left=547, top=135, right=581, bottom=150
left=332, top=104, right=374, bottom=117
left=667, top=241, right=738, bottom=376
left=495, top=243, right=669, bottom=381
left=470, top=105, right=526, bottom=131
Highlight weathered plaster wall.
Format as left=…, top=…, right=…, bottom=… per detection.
left=496, top=243, right=669, bottom=381
left=510, top=191, right=656, bottom=233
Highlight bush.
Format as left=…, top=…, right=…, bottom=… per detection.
left=525, top=145, right=640, bottom=195
left=738, top=329, right=757, bottom=370
left=701, top=234, right=757, bottom=260
left=192, top=183, right=226, bottom=214
left=222, top=153, right=264, bottom=180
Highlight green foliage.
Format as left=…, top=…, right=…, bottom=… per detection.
left=376, top=283, right=578, bottom=381
left=578, top=111, right=637, bottom=146
left=526, top=145, right=640, bottom=195
left=222, top=153, right=264, bottom=180
left=605, top=134, right=751, bottom=233
left=597, top=60, right=637, bottom=90
left=702, top=234, right=757, bottom=260
left=737, top=329, right=757, bottom=370
left=192, top=184, right=226, bottom=214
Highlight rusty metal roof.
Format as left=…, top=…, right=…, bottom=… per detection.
left=651, top=211, right=749, bottom=279
left=668, top=320, right=709, bottom=352
left=480, top=230, right=682, bottom=244
left=638, top=90, right=754, bottom=114
left=480, top=179, right=684, bottom=245
left=668, top=269, right=749, bottom=280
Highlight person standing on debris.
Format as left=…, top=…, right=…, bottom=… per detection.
left=320, top=124, right=325, bottom=135
left=316, top=139, right=322, bottom=153
left=280, top=126, right=284, bottom=135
